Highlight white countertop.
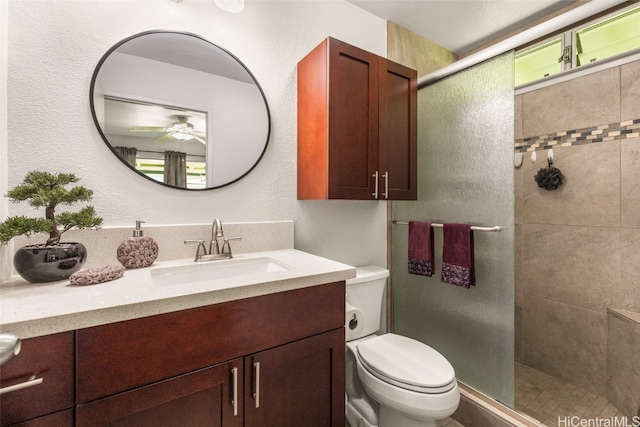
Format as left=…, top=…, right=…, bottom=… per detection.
left=0, top=249, right=355, bottom=339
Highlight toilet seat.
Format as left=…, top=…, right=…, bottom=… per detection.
left=356, top=334, right=456, bottom=394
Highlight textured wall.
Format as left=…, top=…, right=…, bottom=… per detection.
left=515, top=59, right=640, bottom=401
left=0, top=2, right=9, bottom=280
left=386, top=21, right=458, bottom=76
left=1, top=1, right=389, bottom=278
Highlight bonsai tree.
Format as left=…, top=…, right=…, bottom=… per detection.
left=0, top=171, right=103, bottom=246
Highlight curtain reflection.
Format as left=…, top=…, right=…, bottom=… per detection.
left=164, top=151, right=187, bottom=188
left=114, top=146, right=137, bottom=167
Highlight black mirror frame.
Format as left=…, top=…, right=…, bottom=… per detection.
left=89, top=30, right=271, bottom=191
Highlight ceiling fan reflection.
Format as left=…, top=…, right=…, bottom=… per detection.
left=129, top=115, right=206, bottom=145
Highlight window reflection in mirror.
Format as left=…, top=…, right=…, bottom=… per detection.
left=105, top=97, right=207, bottom=189
left=90, top=31, right=270, bottom=190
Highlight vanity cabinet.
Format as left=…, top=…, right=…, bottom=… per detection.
left=0, top=332, right=74, bottom=427
left=75, top=281, right=345, bottom=426
left=297, top=37, right=417, bottom=200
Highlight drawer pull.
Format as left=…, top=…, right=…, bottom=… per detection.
left=253, top=362, right=260, bottom=408
left=231, top=367, right=238, bottom=416
left=382, top=171, right=389, bottom=199
left=0, top=375, right=43, bottom=395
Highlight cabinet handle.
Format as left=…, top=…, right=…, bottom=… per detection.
left=0, top=375, right=43, bottom=395
left=231, top=367, right=238, bottom=416
left=382, top=171, right=389, bottom=199
left=372, top=171, right=379, bottom=199
left=253, top=361, right=260, bottom=408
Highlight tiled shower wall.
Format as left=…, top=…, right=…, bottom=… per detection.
left=514, top=58, right=640, bottom=413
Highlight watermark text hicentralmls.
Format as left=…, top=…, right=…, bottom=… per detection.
left=557, top=416, right=640, bottom=427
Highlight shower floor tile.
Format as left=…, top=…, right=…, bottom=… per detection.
left=515, top=362, right=627, bottom=427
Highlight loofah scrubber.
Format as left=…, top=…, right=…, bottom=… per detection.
left=534, top=162, right=565, bottom=191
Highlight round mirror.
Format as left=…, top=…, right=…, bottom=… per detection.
left=90, top=31, right=270, bottom=190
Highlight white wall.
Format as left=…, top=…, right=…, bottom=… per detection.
left=1, top=0, right=388, bottom=277
left=0, top=1, right=10, bottom=281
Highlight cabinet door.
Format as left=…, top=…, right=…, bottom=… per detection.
left=0, top=332, right=74, bottom=427
left=378, top=59, right=417, bottom=200
left=76, top=360, right=243, bottom=427
left=244, top=329, right=345, bottom=427
left=327, top=38, right=380, bottom=199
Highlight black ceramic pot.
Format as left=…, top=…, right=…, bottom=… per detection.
left=14, top=243, right=87, bottom=283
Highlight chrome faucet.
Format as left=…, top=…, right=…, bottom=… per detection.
left=184, top=218, right=242, bottom=262
left=210, top=218, right=224, bottom=255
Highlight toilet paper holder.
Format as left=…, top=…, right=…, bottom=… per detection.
left=348, top=313, right=359, bottom=331
left=345, top=302, right=365, bottom=340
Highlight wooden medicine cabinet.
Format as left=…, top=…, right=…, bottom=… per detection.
left=297, top=37, right=417, bottom=200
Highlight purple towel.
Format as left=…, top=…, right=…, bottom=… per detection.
left=441, top=223, right=475, bottom=288
left=408, top=221, right=434, bottom=276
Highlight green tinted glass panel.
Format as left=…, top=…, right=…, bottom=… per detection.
left=576, top=5, right=640, bottom=66
left=393, top=51, right=515, bottom=407
left=515, top=38, right=562, bottom=86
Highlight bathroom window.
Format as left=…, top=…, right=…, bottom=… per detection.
left=135, top=158, right=164, bottom=182
left=135, top=157, right=207, bottom=189
left=575, top=5, right=640, bottom=66
left=515, top=38, right=563, bottom=86
left=516, top=3, right=640, bottom=87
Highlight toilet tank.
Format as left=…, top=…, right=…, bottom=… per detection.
left=346, top=265, right=389, bottom=337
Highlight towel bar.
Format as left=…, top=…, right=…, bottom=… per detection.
left=392, top=220, right=502, bottom=232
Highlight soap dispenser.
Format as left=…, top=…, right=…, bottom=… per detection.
left=117, top=220, right=159, bottom=269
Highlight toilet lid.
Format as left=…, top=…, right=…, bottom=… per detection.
left=356, top=334, right=456, bottom=393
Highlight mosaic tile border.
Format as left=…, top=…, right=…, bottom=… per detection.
left=515, top=119, right=640, bottom=153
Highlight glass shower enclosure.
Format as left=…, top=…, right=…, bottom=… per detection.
left=391, top=51, right=516, bottom=407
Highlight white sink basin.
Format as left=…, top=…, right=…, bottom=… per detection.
left=151, top=257, right=291, bottom=286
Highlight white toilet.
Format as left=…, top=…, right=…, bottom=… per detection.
left=345, top=266, right=460, bottom=427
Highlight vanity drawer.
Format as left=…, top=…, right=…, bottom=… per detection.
left=0, top=332, right=74, bottom=427
left=76, top=281, right=345, bottom=403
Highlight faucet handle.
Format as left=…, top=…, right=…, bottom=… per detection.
left=221, top=237, right=242, bottom=258
left=184, top=240, right=207, bottom=262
